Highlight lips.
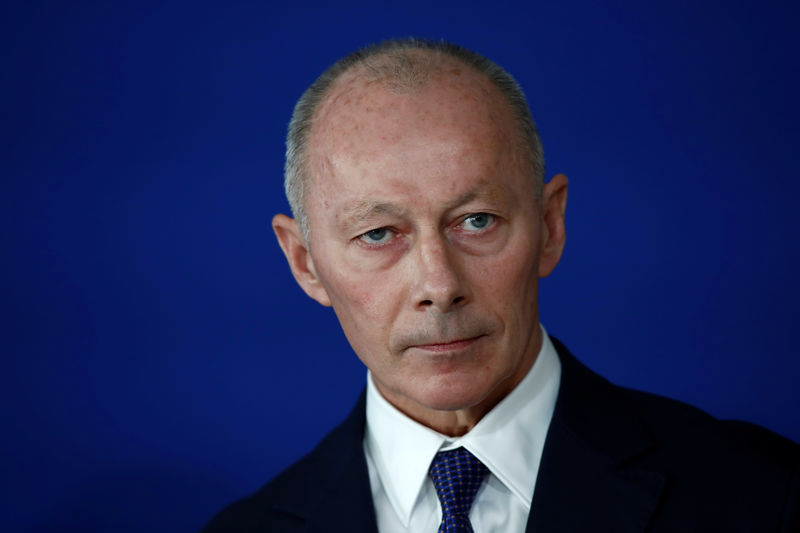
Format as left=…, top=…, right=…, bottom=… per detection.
left=411, top=335, right=484, bottom=353
left=392, top=315, right=494, bottom=354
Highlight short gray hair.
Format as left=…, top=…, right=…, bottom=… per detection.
left=284, top=38, right=545, bottom=240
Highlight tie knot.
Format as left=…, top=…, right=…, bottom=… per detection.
left=429, top=447, right=488, bottom=532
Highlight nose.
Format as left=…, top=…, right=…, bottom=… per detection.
left=411, top=233, right=469, bottom=313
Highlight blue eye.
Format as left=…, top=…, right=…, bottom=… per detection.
left=462, top=213, right=494, bottom=231
left=359, top=227, right=393, bottom=245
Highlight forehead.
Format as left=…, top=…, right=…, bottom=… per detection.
left=310, top=63, right=514, bottom=159
left=303, top=61, right=526, bottom=222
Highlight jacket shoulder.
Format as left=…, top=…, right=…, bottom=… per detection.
left=615, top=385, right=800, bottom=528
left=200, top=454, right=321, bottom=532
left=616, top=384, right=799, bottom=467
left=549, top=336, right=799, bottom=529
left=551, top=336, right=799, bottom=468
left=201, top=391, right=371, bottom=532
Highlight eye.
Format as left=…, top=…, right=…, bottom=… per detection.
left=358, top=227, right=394, bottom=246
left=461, top=213, right=494, bottom=231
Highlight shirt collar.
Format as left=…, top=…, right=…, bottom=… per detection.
left=364, top=325, right=561, bottom=526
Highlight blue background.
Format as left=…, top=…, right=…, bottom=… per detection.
left=2, top=1, right=798, bottom=531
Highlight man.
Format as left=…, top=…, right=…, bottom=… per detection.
left=203, top=39, right=798, bottom=532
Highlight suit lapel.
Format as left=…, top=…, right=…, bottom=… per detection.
left=526, top=339, right=666, bottom=533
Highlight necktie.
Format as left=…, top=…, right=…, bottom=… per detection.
left=428, top=447, right=488, bottom=533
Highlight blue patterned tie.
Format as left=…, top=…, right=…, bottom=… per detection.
left=428, top=447, right=488, bottom=533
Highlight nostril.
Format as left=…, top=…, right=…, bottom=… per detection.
left=420, top=299, right=433, bottom=306
left=453, top=296, right=464, bottom=305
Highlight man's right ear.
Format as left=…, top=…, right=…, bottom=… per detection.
left=271, top=214, right=332, bottom=307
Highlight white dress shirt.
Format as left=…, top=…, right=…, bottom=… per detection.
left=363, top=325, right=562, bottom=533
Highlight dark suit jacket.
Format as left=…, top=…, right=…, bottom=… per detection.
left=202, top=338, right=799, bottom=532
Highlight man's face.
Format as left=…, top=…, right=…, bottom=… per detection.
left=275, top=66, right=566, bottom=426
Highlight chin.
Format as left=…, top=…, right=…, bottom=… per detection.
left=410, top=375, right=494, bottom=412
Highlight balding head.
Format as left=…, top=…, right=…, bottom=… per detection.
left=284, top=38, right=545, bottom=240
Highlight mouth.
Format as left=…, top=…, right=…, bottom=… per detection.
left=410, top=335, right=485, bottom=353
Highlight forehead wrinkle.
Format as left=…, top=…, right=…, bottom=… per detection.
left=338, top=179, right=510, bottom=228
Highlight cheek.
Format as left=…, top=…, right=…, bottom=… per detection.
left=328, top=277, right=409, bottom=369
left=471, top=237, right=540, bottom=311
left=327, top=277, right=375, bottom=320
left=323, top=270, right=401, bottom=339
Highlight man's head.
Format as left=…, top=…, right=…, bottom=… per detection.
left=273, top=39, right=567, bottom=435
left=284, top=38, right=546, bottom=241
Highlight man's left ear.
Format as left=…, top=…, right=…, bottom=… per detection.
left=538, top=173, right=568, bottom=278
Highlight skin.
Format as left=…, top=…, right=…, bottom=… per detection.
left=273, top=60, right=568, bottom=436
